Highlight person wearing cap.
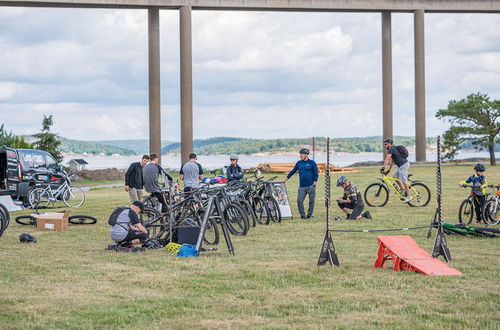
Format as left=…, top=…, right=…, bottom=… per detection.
left=284, top=148, right=318, bottom=219
left=226, top=154, right=244, bottom=182
left=381, top=138, right=412, bottom=203
left=109, top=201, right=150, bottom=247
left=335, top=176, right=372, bottom=220
left=180, top=153, right=204, bottom=192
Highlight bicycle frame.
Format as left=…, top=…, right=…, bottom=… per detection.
left=378, top=175, right=421, bottom=200
left=37, top=179, right=70, bottom=201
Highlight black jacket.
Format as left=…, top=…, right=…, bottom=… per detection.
left=226, top=164, right=244, bottom=182
left=125, top=162, right=143, bottom=189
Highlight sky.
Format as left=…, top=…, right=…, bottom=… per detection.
left=0, top=7, right=499, bottom=142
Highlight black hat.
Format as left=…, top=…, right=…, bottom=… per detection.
left=299, top=148, right=310, bottom=155
left=383, top=138, right=393, bottom=144
left=132, top=201, right=145, bottom=212
left=189, top=153, right=197, bottom=159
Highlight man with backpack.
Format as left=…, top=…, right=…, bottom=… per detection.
left=381, top=138, right=412, bottom=203
left=109, top=201, right=150, bottom=248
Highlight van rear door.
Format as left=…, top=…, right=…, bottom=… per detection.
left=5, top=148, right=20, bottom=194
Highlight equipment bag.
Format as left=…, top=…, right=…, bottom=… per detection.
left=395, top=145, right=409, bottom=158
left=108, top=207, right=129, bottom=226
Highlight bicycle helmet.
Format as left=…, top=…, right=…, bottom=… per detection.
left=19, top=233, right=37, bottom=243
left=299, top=148, right=310, bottom=155
left=336, top=176, right=348, bottom=187
left=474, top=163, right=486, bottom=172
left=383, top=138, right=393, bottom=144
left=230, top=154, right=239, bottom=160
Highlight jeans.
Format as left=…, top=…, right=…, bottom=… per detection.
left=297, top=185, right=316, bottom=217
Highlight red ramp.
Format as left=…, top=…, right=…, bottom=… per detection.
left=373, top=235, right=462, bottom=276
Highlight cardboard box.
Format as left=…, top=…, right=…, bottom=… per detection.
left=34, top=210, right=71, bottom=232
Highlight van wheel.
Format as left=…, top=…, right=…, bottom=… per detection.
left=23, top=185, right=36, bottom=207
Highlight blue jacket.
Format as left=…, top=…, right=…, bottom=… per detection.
left=226, top=164, right=244, bottom=182
left=287, top=159, right=318, bottom=187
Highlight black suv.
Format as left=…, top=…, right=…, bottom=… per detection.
left=0, top=147, right=64, bottom=204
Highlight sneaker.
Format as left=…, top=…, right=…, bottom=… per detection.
left=363, top=211, right=372, bottom=220
left=345, top=214, right=351, bottom=220
left=300, top=215, right=306, bottom=219
left=333, top=216, right=342, bottom=221
left=307, top=215, right=314, bottom=219
left=403, top=196, right=413, bottom=203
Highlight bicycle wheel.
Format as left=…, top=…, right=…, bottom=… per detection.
left=265, top=195, right=282, bottom=223
left=0, top=207, right=7, bottom=237
left=140, top=207, right=165, bottom=238
left=29, top=188, right=50, bottom=208
left=0, top=202, right=10, bottom=229
left=223, top=203, right=249, bottom=236
left=482, top=199, right=500, bottom=225
left=458, top=199, right=474, bottom=225
left=252, top=196, right=270, bottom=225
left=364, top=183, right=389, bottom=207
left=62, top=186, right=85, bottom=208
left=195, top=209, right=220, bottom=245
left=68, top=215, right=97, bottom=225
left=242, top=200, right=258, bottom=227
left=15, top=215, right=37, bottom=226
left=408, top=183, right=431, bottom=207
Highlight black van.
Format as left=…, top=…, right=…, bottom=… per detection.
left=0, top=147, right=63, bottom=203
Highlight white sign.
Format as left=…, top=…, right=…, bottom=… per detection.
left=270, top=182, right=293, bottom=218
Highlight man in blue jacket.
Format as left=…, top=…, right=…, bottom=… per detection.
left=284, top=148, right=318, bottom=219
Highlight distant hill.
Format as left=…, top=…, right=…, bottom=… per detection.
left=58, top=137, right=136, bottom=155
left=95, top=139, right=175, bottom=155
left=161, top=136, right=437, bottom=155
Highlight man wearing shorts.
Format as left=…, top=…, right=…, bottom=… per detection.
left=381, top=138, right=412, bottom=203
left=109, top=201, right=150, bottom=247
left=335, top=176, right=372, bottom=220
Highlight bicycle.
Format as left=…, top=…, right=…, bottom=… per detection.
left=28, top=171, right=85, bottom=208
left=364, top=172, right=431, bottom=207
left=458, top=184, right=492, bottom=225
left=482, top=185, right=500, bottom=225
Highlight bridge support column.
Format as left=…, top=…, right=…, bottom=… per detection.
left=180, top=5, right=193, bottom=164
left=382, top=11, right=393, bottom=160
left=148, top=8, right=161, bottom=163
left=414, top=9, right=426, bottom=162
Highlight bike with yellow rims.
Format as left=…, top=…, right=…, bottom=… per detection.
left=364, top=173, right=431, bottom=207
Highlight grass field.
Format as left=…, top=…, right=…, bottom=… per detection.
left=0, top=165, right=499, bottom=328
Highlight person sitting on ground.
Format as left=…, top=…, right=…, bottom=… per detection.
left=109, top=201, right=150, bottom=247
left=335, top=176, right=372, bottom=220
left=142, top=153, right=173, bottom=213
left=459, top=163, right=488, bottom=224
left=381, top=138, right=412, bottom=203
left=226, top=154, right=244, bottom=182
left=180, top=153, right=204, bottom=192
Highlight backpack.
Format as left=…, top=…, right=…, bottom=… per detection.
left=395, top=145, right=409, bottom=158
left=108, top=207, right=129, bottom=226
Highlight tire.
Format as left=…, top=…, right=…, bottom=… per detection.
left=0, top=202, right=10, bottom=229
left=482, top=199, right=500, bottom=225
left=364, top=183, right=389, bottom=207
left=408, top=183, right=431, bottom=207
left=252, top=196, right=270, bottom=225
left=242, top=200, right=258, bottom=227
left=265, top=196, right=282, bottom=223
left=223, top=203, right=249, bottom=236
left=68, top=215, right=97, bottom=225
left=63, top=186, right=85, bottom=208
left=140, top=207, right=166, bottom=240
left=196, top=209, right=220, bottom=245
left=458, top=199, right=474, bottom=225
left=0, top=207, right=7, bottom=237
left=29, top=188, right=50, bottom=208
left=15, top=215, right=37, bottom=226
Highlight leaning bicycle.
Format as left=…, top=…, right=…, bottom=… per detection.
left=364, top=172, right=431, bottom=207
left=29, top=172, right=85, bottom=208
left=482, top=185, right=500, bottom=225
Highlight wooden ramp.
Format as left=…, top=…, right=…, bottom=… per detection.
left=257, top=162, right=360, bottom=174
left=373, top=235, right=462, bottom=276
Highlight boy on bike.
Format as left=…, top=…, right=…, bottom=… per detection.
left=459, top=163, right=488, bottom=224
left=335, top=176, right=372, bottom=220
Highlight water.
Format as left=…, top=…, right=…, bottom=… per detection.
left=63, top=151, right=492, bottom=171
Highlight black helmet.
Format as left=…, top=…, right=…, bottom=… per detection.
left=337, top=176, right=348, bottom=187
left=19, top=233, right=37, bottom=243
left=474, top=163, right=486, bottom=172
left=299, top=148, right=310, bottom=155
left=383, top=138, right=393, bottom=144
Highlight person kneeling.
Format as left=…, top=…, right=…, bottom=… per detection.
left=109, top=201, right=150, bottom=248
left=335, top=176, right=372, bottom=220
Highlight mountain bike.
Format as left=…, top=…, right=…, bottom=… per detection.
left=482, top=185, right=500, bottom=225
left=457, top=184, right=492, bottom=225
left=364, top=173, right=431, bottom=207
left=28, top=171, right=85, bottom=208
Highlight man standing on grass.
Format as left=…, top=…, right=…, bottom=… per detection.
left=143, top=153, right=172, bottom=213
left=381, top=138, right=412, bottom=203
left=179, top=153, right=204, bottom=192
left=124, top=154, right=149, bottom=202
left=284, top=148, right=318, bottom=219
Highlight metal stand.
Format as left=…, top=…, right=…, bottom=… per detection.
left=430, top=136, right=451, bottom=262
left=317, top=137, right=340, bottom=267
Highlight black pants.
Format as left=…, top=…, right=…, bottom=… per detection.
left=338, top=202, right=364, bottom=219
left=473, top=194, right=486, bottom=221
left=120, top=229, right=148, bottom=245
left=151, top=192, right=168, bottom=213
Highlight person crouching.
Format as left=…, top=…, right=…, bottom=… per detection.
left=109, top=201, right=150, bottom=247
left=335, top=176, right=372, bottom=220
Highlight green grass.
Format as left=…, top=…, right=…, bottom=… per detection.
left=1, top=165, right=499, bottom=328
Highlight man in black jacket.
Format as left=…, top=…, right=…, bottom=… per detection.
left=125, top=154, right=149, bottom=202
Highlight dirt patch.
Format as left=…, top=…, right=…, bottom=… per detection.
left=70, top=168, right=125, bottom=181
